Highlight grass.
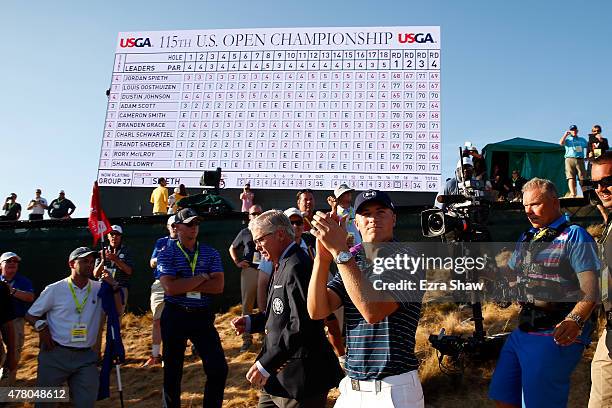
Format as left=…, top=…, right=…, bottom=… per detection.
left=9, top=301, right=597, bottom=407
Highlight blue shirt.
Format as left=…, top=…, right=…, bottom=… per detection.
left=157, top=240, right=223, bottom=308
left=328, top=244, right=421, bottom=380
left=1, top=274, right=34, bottom=318
left=150, top=236, right=176, bottom=280
left=563, top=136, right=588, bottom=158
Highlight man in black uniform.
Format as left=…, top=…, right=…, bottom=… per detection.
left=232, top=209, right=343, bottom=408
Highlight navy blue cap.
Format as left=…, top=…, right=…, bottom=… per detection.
left=354, top=190, right=395, bottom=214
left=569, top=125, right=578, bottom=131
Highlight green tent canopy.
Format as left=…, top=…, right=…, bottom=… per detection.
left=482, top=137, right=568, bottom=196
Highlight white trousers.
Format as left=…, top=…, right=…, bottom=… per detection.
left=334, top=370, right=424, bottom=408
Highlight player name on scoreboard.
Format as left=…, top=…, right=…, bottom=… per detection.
left=98, top=27, right=441, bottom=191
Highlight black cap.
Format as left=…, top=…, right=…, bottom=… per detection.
left=569, top=125, right=578, bottom=131
left=69, top=247, right=97, bottom=262
left=354, top=190, right=395, bottom=214
left=175, top=208, right=201, bottom=224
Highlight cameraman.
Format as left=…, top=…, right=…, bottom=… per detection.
left=435, top=157, right=482, bottom=209
left=489, top=178, right=599, bottom=408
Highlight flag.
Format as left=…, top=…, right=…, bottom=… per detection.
left=97, top=282, right=125, bottom=401
left=88, top=181, right=111, bottom=246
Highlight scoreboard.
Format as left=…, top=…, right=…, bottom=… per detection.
left=97, top=26, right=441, bottom=191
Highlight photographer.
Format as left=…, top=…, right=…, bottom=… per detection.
left=0, top=193, right=21, bottom=221
left=435, top=157, right=483, bottom=209
left=26, top=189, right=48, bottom=220
left=489, top=178, right=599, bottom=408
left=586, top=125, right=609, bottom=224
left=560, top=125, right=588, bottom=198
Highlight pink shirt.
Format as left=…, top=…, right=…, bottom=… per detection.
left=240, top=191, right=254, bottom=212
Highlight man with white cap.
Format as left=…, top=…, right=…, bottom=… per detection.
left=143, top=215, right=178, bottom=367
left=328, top=184, right=362, bottom=246
left=26, top=247, right=122, bottom=407
left=0, top=252, right=34, bottom=384
left=435, top=156, right=483, bottom=209
left=48, top=190, right=76, bottom=219
left=93, top=225, right=134, bottom=314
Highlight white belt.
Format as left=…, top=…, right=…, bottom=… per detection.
left=349, top=370, right=418, bottom=393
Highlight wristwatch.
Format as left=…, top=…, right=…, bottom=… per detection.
left=34, top=320, right=48, bottom=332
left=566, top=313, right=584, bottom=329
left=334, top=251, right=353, bottom=265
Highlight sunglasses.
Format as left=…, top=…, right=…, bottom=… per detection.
left=592, top=175, right=612, bottom=189
left=184, top=221, right=200, bottom=227
left=291, top=220, right=304, bottom=227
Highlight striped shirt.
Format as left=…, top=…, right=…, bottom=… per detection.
left=157, top=239, right=223, bottom=308
left=328, top=244, right=422, bottom=380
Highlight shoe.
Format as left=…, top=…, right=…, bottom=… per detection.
left=141, top=356, right=162, bottom=367
left=240, top=339, right=252, bottom=352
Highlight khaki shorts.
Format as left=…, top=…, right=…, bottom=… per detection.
left=150, top=280, right=165, bottom=320
left=565, top=157, right=586, bottom=180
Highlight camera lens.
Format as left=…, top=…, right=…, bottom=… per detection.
left=428, top=213, right=445, bottom=234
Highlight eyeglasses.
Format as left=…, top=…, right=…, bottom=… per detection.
left=184, top=221, right=200, bottom=227
left=249, top=212, right=261, bottom=217
left=253, top=232, right=273, bottom=246
left=109, top=232, right=121, bottom=237
left=592, top=176, right=612, bottom=189
left=290, top=220, right=304, bottom=227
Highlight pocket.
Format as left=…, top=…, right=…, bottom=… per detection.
left=390, top=381, right=424, bottom=407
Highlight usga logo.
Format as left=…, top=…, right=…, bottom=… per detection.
left=119, top=37, right=152, bottom=48
left=398, top=33, right=435, bottom=44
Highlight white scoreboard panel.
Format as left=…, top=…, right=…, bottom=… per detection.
left=97, top=27, right=441, bottom=191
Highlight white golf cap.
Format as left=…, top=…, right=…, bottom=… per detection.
left=333, top=183, right=354, bottom=199
left=0, top=252, right=21, bottom=263
left=284, top=207, right=304, bottom=219
left=167, top=215, right=177, bottom=225
left=110, top=225, right=123, bottom=235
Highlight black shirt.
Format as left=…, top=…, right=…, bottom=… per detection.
left=2, top=202, right=21, bottom=220
left=0, top=281, right=15, bottom=325
left=48, top=198, right=76, bottom=218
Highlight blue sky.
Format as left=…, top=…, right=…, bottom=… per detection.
left=1, top=0, right=610, bottom=217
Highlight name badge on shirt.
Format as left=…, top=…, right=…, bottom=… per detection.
left=71, top=323, right=88, bottom=342
left=186, top=291, right=201, bottom=299
left=595, top=148, right=602, bottom=157
left=575, top=146, right=583, bottom=153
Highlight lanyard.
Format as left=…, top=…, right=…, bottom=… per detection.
left=177, top=242, right=199, bottom=276
left=68, top=280, right=91, bottom=315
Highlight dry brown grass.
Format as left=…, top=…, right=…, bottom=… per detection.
left=9, top=303, right=595, bottom=407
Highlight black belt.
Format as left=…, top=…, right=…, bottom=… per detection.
left=166, top=301, right=210, bottom=313
left=53, top=341, right=91, bottom=351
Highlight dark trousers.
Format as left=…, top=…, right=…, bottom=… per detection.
left=258, top=390, right=328, bottom=408
left=161, top=302, right=228, bottom=408
left=29, top=214, right=43, bottom=220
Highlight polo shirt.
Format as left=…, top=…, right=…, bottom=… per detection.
left=1, top=273, right=34, bottom=317
left=28, top=278, right=103, bottom=348
left=150, top=186, right=168, bottom=214
left=29, top=197, right=48, bottom=215
left=563, top=136, right=588, bottom=159
left=150, top=235, right=176, bottom=280
left=328, top=243, right=422, bottom=380
left=157, top=239, right=223, bottom=308
left=48, top=198, right=76, bottom=218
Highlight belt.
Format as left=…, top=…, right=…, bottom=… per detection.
left=53, top=341, right=91, bottom=352
left=350, top=378, right=382, bottom=392
left=166, top=301, right=210, bottom=313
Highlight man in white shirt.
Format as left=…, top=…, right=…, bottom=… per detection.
left=26, top=189, right=48, bottom=221
left=26, top=247, right=122, bottom=408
